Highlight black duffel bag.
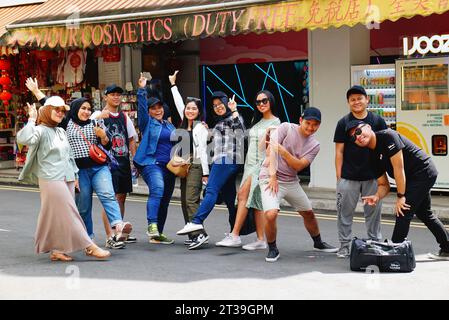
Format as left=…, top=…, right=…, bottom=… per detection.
left=350, top=237, right=416, bottom=273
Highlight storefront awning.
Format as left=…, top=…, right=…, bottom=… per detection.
left=0, top=3, right=43, bottom=39
left=2, top=0, right=449, bottom=49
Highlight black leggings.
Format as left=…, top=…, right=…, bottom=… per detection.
left=392, top=176, right=449, bottom=251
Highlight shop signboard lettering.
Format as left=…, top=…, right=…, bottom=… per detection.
left=3, top=0, right=449, bottom=49
left=403, top=34, right=449, bottom=56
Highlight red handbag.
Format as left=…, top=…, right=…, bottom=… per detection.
left=88, top=144, right=107, bottom=164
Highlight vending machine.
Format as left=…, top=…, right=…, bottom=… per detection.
left=351, top=64, right=396, bottom=129
left=396, top=57, right=449, bottom=190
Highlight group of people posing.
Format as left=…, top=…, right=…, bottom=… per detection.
left=17, top=72, right=449, bottom=263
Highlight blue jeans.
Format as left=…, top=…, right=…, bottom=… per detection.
left=139, top=163, right=176, bottom=233
left=192, top=157, right=241, bottom=225
left=77, top=165, right=123, bottom=238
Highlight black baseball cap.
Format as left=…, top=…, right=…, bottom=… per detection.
left=345, top=119, right=366, bottom=134
left=104, top=84, right=124, bottom=95
left=302, top=107, right=321, bottom=122
left=346, top=85, right=367, bottom=99
left=147, top=97, right=162, bottom=108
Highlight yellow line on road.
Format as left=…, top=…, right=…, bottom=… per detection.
left=0, top=185, right=445, bottom=230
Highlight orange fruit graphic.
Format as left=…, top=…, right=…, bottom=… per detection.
left=396, top=122, right=429, bottom=154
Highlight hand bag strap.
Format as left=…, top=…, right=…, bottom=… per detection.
left=75, top=124, right=93, bottom=147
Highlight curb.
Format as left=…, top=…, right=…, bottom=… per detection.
left=2, top=176, right=448, bottom=222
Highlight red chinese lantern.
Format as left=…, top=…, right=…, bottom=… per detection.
left=70, top=52, right=81, bottom=68
left=0, top=58, right=10, bottom=71
left=0, top=90, right=12, bottom=104
left=0, top=74, right=11, bottom=86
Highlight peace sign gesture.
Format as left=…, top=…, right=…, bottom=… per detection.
left=228, top=94, right=237, bottom=112
left=26, top=102, right=37, bottom=121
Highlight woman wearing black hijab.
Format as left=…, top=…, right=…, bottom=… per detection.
left=66, top=98, right=133, bottom=249
left=177, top=91, right=246, bottom=250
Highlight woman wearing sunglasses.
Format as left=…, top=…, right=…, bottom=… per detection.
left=216, top=90, right=280, bottom=250
left=17, top=97, right=110, bottom=261
left=169, top=71, right=210, bottom=246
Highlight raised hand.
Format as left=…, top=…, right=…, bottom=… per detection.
left=169, top=70, right=179, bottom=86
left=25, top=77, right=39, bottom=93
left=26, top=102, right=37, bottom=120
left=228, top=94, right=237, bottom=112
left=138, top=72, right=147, bottom=89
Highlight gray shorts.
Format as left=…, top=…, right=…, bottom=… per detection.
left=260, top=179, right=312, bottom=212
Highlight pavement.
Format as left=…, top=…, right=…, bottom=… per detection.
left=1, top=167, right=448, bottom=220
left=1, top=185, right=449, bottom=300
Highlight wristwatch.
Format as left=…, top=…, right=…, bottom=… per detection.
left=397, top=193, right=405, bottom=198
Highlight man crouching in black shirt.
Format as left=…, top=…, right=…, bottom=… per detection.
left=346, top=120, right=449, bottom=260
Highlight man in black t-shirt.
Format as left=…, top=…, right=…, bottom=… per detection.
left=347, top=120, right=449, bottom=260
left=333, top=86, right=388, bottom=258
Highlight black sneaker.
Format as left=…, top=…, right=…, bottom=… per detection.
left=188, top=233, right=209, bottom=250
left=105, top=236, right=126, bottom=249
left=125, top=236, right=137, bottom=244
left=314, top=241, right=339, bottom=253
left=265, top=247, right=280, bottom=262
left=185, top=237, right=209, bottom=246
left=428, top=250, right=449, bottom=261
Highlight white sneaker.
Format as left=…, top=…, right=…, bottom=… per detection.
left=242, top=239, right=267, bottom=251
left=176, top=222, right=204, bottom=235
left=336, top=246, right=350, bottom=258
left=215, top=233, right=242, bottom=247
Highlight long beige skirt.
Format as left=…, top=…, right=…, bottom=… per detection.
left=35, top=179, right=93, bottom=254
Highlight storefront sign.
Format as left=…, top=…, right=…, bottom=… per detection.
left=4, top=0, right=449, bottom=49
left=403, top=34, right=449, bottom=56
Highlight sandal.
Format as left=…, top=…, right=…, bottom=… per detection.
left=115, top=222, right=133, bottom=242
left=85, top=245, right=111, bottom=259
left=50, top=251, right=73, bottom=262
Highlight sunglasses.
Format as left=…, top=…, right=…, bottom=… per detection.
left=350, top=124, right=367, bottom=142
left=256, top=98, right=269, bottom=106
left=53, top=108, right=66, bottom=114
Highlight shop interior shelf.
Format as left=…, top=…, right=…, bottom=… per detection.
left=0, top=129, right=14, bottom=132
left=368, top=106, right=396, bottom=111
left=368, top=104, right=396, bottom=109
left=364, top=85, right=395, bottom=90
left=404, top=87, right=448, bottom=91
left=0, top=143, right=14, bottom=147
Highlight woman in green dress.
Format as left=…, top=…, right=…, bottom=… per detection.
left=216, top=90, right=280, bottom=250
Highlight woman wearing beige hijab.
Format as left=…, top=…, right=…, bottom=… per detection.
left=17, top=96, right=110, bottom=261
